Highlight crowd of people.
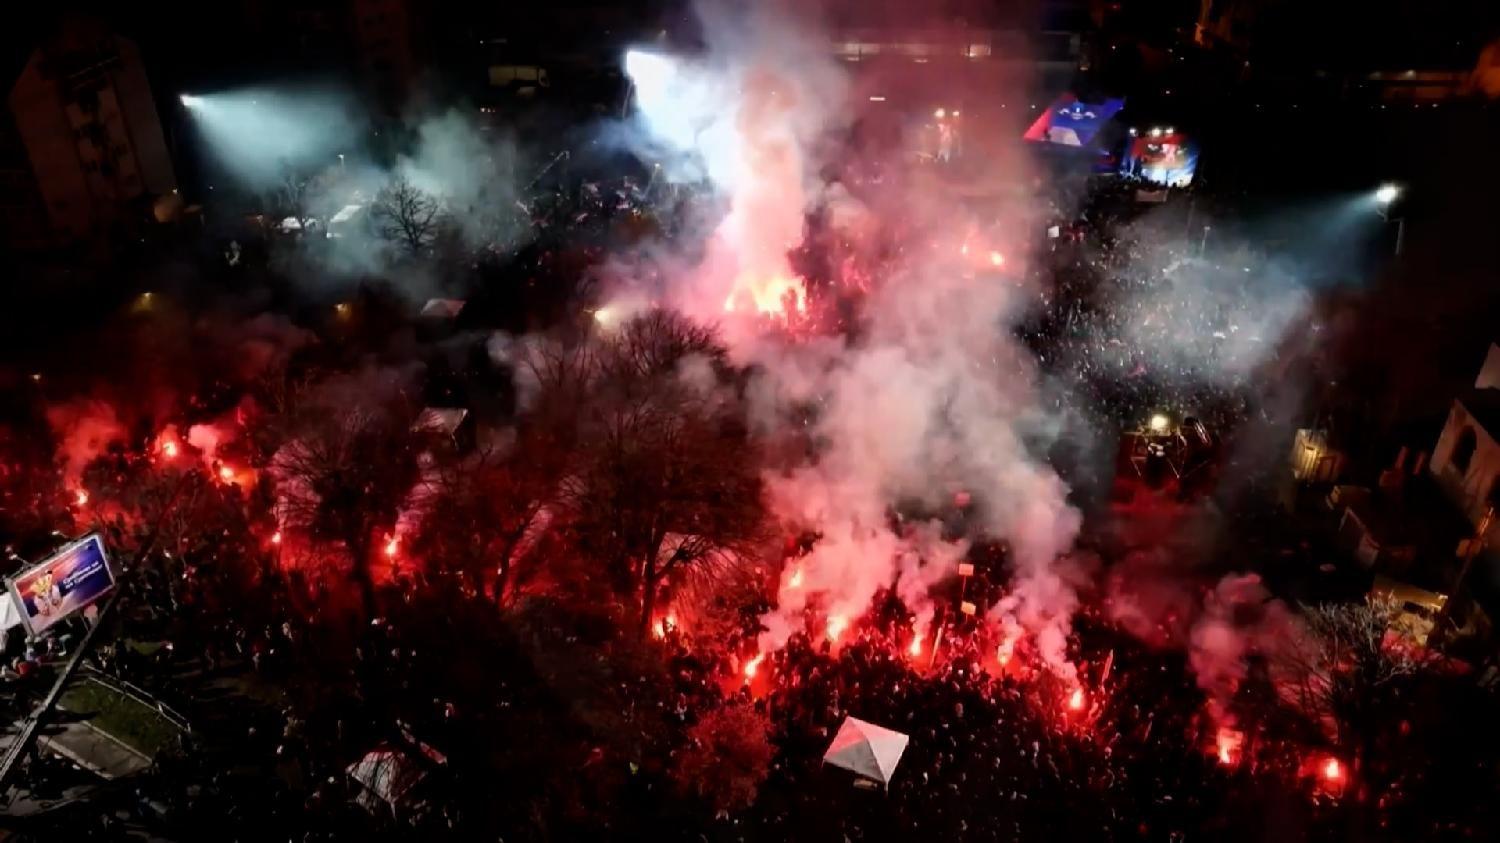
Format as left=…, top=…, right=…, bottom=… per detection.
left=1, top=150, right=1497, bottom=843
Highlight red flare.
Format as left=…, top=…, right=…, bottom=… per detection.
left=1067, top=688, right=1085, bottom=712
left=74, top=489, right=89, bottom=506
left=218, top=465, right=235, bottom=482
left=384, top=535, right=400, bottom=558
left=826, top=615, right=848, bottom=642
left=744, top=652, right=765, bottom=679
left=787, top=567, right=803, bottom=589
left=988, top=251, right=1005, bottom=267
left=270, top=531, right=282, bottom=545
left=1216, top=728, right=1243, bottom=766
left=1323, top=758, right=1342, bottom=782
left=908, top=631, right=923, bottom=657
left=161, top=440, right=178, bottom=459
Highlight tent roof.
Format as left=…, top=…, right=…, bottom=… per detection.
left=412, top=407, right=469, bottom=437
left=420, top=298, right=466, bottom=319
left=346, top=749, right=425, bottom=806
left=823, top=716, right=909, bottom=785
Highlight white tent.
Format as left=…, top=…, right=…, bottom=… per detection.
left=347, top=749, right=426, bottom=815
left=822, top=716, right=909, bottom=788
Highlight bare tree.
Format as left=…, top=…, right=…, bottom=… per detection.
left=269, top=165, right=335, bottom=234
left=408, top=434, right=564, bottom=606
left=1276, top=596, right=1434, bottom=774
left=270, top=396, right=429, bottom=617
left=372, top=176, right=444, bottom=257
left=565, top=310, right=769, bottom=636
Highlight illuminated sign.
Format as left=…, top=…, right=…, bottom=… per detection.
left=6, top=534, right=115, bottom=636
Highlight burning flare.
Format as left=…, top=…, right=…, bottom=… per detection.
left=744, top=652, right=765, bottom=679
left=1322, top=757, right=1342, bottom=782
left=384, top=535, right=400, bottom=559
left=74, top=490, right=89, bottom=506
left=1216, top=728, right=1244, bottom=766
left=908, top=629, right=923, bottom=657
left=1067, top=688, right=1085, bottom=712
left=825, top=615, right=848, bottom=643
left=723, top=275, right=808, bottom=321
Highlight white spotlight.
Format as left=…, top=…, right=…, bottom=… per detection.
left=179, top=94, right=203, bottom=108
left=1375, top=183, right=1400, bottom=205
left=624, top=50, right=673, bottom=90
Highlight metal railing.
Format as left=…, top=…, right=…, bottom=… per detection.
left=77, top=666, right=192, bottom=734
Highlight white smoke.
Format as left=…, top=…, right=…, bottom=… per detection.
left=620, top=2, right=1084, bottom=675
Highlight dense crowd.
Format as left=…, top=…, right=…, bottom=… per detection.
left=1, top=163, right=1497, bottom=843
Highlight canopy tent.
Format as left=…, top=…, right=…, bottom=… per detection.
left=347, top=749, right=427, bottom=815
left=822, top=716, right=909, bottom=788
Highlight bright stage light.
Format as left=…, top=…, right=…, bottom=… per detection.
left=1375, top=183, right=1400, bottom=205
left=934, top=108, right=946, bottom=119
left=1149, top=414, right=1170, bottom=433
left=624, top=50, right=673, bottom=91
left=179, top=94, right=204, bottom=108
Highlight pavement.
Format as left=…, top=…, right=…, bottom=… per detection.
left=37, top=719, right=152, bottom=780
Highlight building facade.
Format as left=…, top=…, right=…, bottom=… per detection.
left=5, top=17, right=176, bottom=250
left=1430, top=344, right=1500, bottom=533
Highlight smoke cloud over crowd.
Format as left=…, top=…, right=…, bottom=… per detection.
left=618, top=2, right=1085, bottom=677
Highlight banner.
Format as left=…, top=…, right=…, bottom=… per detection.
left=7, top=534, right=115, bottom=636
left=1023, top=94, right=1126, bottom=148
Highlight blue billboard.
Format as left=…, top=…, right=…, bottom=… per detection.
left=7, top=533, right=116, bottom=636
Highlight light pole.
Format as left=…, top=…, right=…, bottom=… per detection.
left=1375, top=183, right=1405, bottom=256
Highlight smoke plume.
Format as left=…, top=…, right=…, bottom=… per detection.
left=619, top=2, right=1083, bottom=673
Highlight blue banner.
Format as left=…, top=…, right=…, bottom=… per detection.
left=8, top=534, right=115, bottom=636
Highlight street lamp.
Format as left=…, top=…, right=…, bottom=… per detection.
left=1374, top=183, right=1405, bottom=256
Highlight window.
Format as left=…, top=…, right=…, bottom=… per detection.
left=1451, top=427, right=1477, bottom=475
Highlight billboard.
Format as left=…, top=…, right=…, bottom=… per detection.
left=1121, top=131, right=1198, bottom=187
left=6, top=534, right=115, bottom=636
